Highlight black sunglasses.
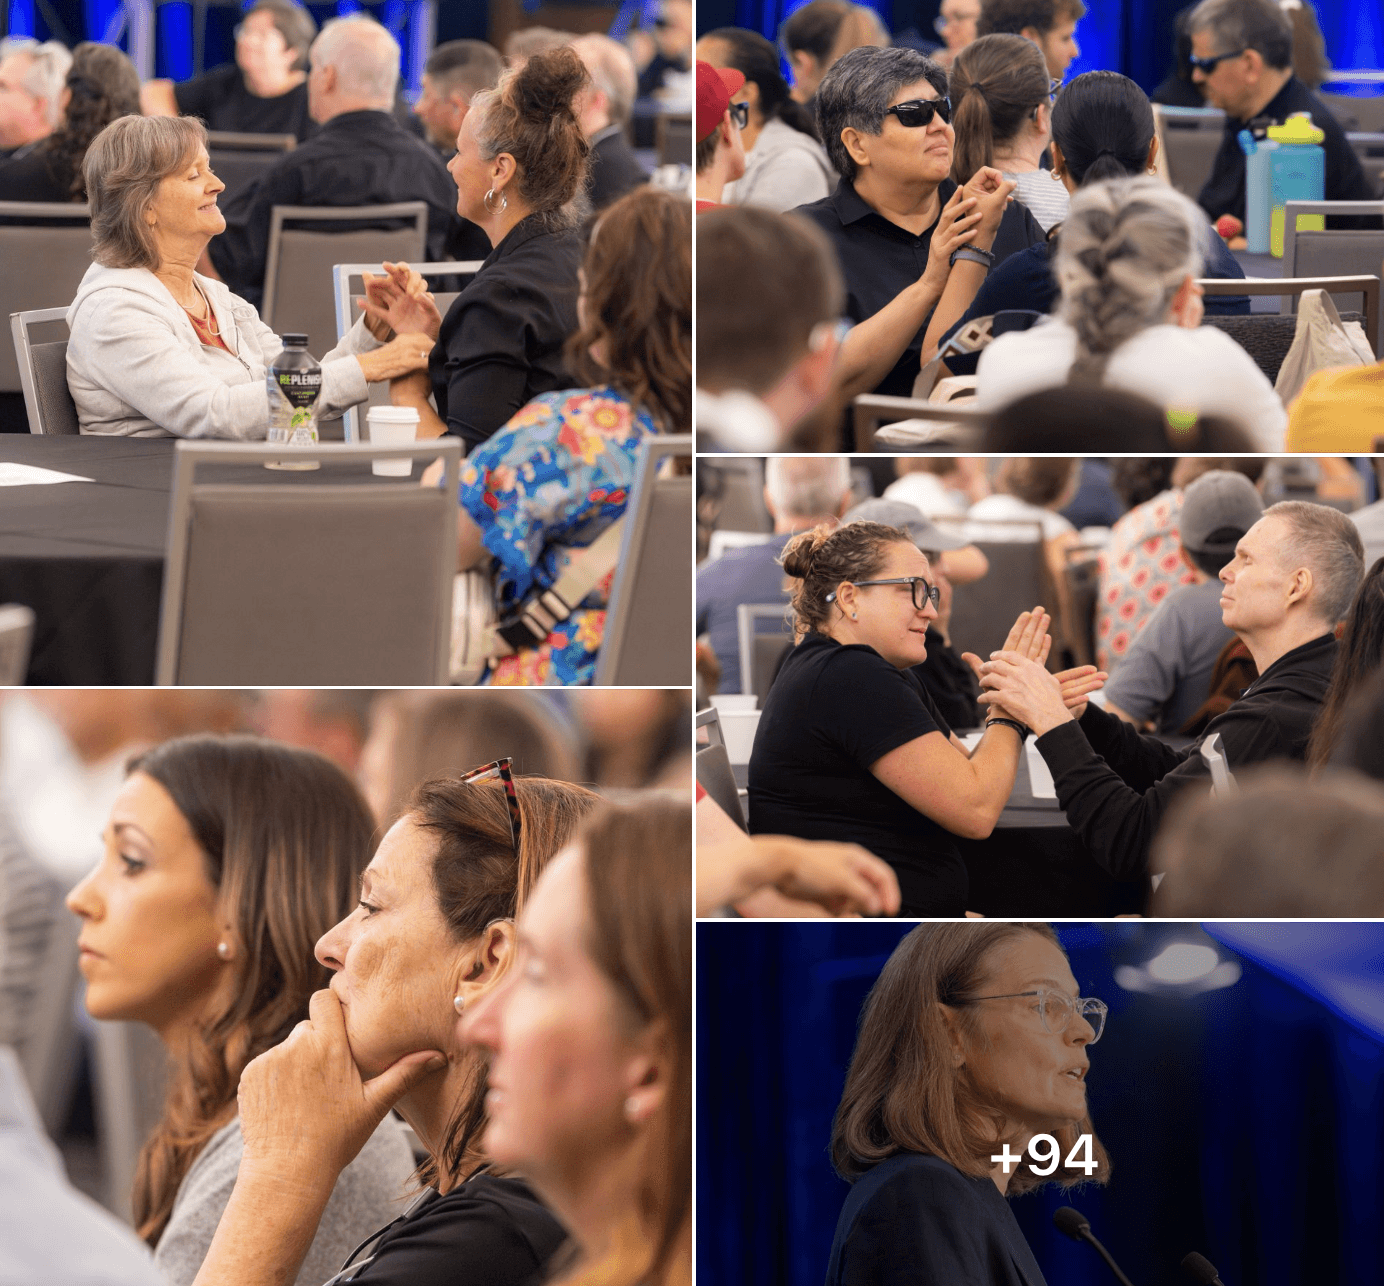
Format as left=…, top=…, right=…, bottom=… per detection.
left=885, top=97, right=952, bottom=128
left=1188, top=47, right=1245, bottom=74
left=729, top=100, right=749, bottom=130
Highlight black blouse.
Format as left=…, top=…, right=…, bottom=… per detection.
left=747, top=631, right=967, bottom=916
left=428, top=216, right=582, bottom=450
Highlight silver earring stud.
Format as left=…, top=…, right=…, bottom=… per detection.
left=851, top=612, right=858, bottom=620
left=216, top=941, right=230, bottom=960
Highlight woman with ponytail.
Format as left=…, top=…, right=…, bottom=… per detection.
left=695, top=27, right=835, bottom=211
left=746, top=520, right=1105, bottom=916
left=0, top=41, right=139, bottom=202
left=377, top=47, right=592, bottom=450
left=974, top=174, right=1285, bottom=447
left=65, top=736, right=415, bottom=1283
left=932, top=70, right=1252, bottom=361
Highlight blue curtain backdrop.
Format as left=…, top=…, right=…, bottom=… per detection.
left=697, top=922, right=1384, bottom=1286
left=692, top=0, right=1384, bottom=98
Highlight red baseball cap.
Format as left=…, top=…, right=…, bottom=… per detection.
left=696, top=60, right=746, bottom=143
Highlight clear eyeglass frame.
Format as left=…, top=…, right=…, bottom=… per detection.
left=967, top=989, right=1108, bottom=1043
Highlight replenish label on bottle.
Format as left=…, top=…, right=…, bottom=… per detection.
left=266, top=336, right=322, bottom=469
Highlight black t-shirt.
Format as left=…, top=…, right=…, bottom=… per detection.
left=326, top=1173, right=567, bottom=1284
left=174, top=63, right=317, bottom=141
left=747, top=631, right=966, bottom=915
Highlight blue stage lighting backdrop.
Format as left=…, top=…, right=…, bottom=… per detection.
left=697, top=921, right=1384, bottom=1286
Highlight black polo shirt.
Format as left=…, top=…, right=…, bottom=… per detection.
left=208, top=109, right=488, bottom=307
left=175, top=64, right=317, bottom=142
left=793, top=178, right=1045, bottom=397
left=1197, top=75, right=1376, bottom=224
left=430, top=215, right=582, bottom=449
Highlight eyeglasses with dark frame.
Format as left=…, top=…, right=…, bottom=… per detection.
left=966, top=989, right=1108, bottom=1043
left=825, top=577, right=942, bottom=611
left=885, top=97, right=952, bottom=128
left=1187, top=47, right=1246, bottom=74
left=728, top=100, right=749, bottom=130
left=457, top=757, right=522, bottom=858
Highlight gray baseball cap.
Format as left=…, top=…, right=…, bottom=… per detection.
left=1180, top=470, right=1264, bottom=554
left=843, top=497, right=970, bottom=553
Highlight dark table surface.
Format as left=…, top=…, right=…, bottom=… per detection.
left=0, top=436, right=426, bottom=685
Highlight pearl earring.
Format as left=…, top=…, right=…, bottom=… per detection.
left=624, top=1096, right=640, bottom=1121
left=216, top=941, right=230, bottom=960
left=453, top=995, right=465, bottom=1014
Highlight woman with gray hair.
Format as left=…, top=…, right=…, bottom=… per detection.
left=371, top=45, right=591, bottom=450
left=974, top=175, right=1286, bottom=449
left=792, top=44, right=1042, bottom=402
left=65, top=114, right=432, bottom=437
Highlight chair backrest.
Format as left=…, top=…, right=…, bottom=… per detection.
left=14, top=894, right=81, bottom=1136
left=91, top=1018, right=168, bottom=1221
left=594, top=434, right=694, bottom=686
left=0, top=204, right=92, bottom=395
left=705, top=529, right=773, bottom=563
left=331, top=260, right=483, bottom=442
left=1153, top=105, right=1226, bottom=199
left=262, top=203, right=429, bottom=358
left=10, top=307, right=78, bottom=435
left=737, top=601, right=793, bottom=704
left=1200, top=730, right=1237, bottom=797
left=1320, top=91, right=1384, bottom=134
left=206, top=130, right=296, bottom=151
left=1062, top=556, right=1100, bottom=670
left=697, top=704, right=725, bottom=747
left=1201, top=272, right=1380, bottom=363
left=156, top=439, right=460, bottom=685
left=1280, top=202, right=1384, bottom=349
left=696, top=742, right=747, bottom=830
left=657, top=112, right=692, bottom=167
left=0, top=602, right=35, bottom=680
left=851, top=393, right=987, bottom=451
left=934, top=520, right=1046, bottom=660
left=700, top=457, right=771, bottom=533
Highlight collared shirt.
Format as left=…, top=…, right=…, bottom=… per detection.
left=430, top=215, right=582, bottom=449
left=793, top=178, right=1045, bottom=397
left=208, top=109, right=488, bottom=307
left=1198, top=75, right=1375, bottom=223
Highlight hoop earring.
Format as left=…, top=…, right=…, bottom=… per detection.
left=484, top=187, right=507, bottom=215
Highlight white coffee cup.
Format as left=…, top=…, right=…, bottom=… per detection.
left=367, top=405, right=420, bottom=476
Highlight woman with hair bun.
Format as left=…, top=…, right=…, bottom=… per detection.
left=974, top=175, right=1285, bottom=449
left=0, top=41, right=140, bottom=202
left=377, top=47, right=592, bottom=450
left=695, top=27, right=834, bottom=212
left=747, top=520, right=1104, bottom=915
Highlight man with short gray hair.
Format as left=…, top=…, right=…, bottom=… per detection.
left=1188, top=0, right=1373, bottom=226
left=572, top=34, right=649, bottom=211
left=0, top=38, right=71, bottom=156
left=209, top=14, right=482, bottom=306
left=977, top=497, right=1362, bottom=887
left=696, top=457, right=855, bottom=693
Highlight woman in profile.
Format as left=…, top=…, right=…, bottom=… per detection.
left=827, top=922, right=1110, bottom=1285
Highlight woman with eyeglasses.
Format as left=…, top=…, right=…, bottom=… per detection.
left=793, top=44, right=1044, bottom=403
left=164, top=764, right=602, bottom=1286
left=747, top=520, right=1105, bottom=916
left=826, top=922, right=1110, bottom=1285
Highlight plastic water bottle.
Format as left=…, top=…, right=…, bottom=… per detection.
left=1239, top=126, right=1277, bottom=254
left=1267, top=112, right=1325, bottom=258
left=266, top=334, right=321, bottom=470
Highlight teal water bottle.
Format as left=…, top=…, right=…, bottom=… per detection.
left=1239, top=126, right=1277, bottom=254
left=1267, top=112, right=1325, bottom=258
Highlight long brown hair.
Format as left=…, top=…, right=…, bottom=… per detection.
left=948, top=33, right=1051, bottom=185
left=45, top=42, right=140, bottom=200
left=128, top=735, right=377, bottom=1246
left=567, top=187, right=692, bottom=434
left=831, top=923, right=1110, bottom=1195
left=408, top=773, right=601, bottom=1189
left=562, top=797, right=692, bottom=1286
left=1306, top=557, right=1384, bottom=770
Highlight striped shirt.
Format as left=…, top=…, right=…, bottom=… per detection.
left=1006, top=168, right=1071, bottom=233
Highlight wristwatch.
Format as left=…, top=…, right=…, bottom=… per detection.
left=949, top=245, right=995, bottom=271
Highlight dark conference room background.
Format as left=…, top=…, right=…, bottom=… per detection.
left=698, top=922, right=1384, bottom=1286
left=693, top=0, right=1384, bottom=102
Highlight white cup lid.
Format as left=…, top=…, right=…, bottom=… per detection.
left=367, top=405, right=421, bottom=424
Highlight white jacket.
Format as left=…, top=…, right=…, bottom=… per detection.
left=66, top=263, right=381, bottom=438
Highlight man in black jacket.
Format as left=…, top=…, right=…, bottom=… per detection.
left=976, top=500, right=1365, bottom=884
left=208, top=14, right=487, bottom=308
left=572, top=34, right=650, bottom=210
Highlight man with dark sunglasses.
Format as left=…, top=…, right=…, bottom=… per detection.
left=1187, top=0, right=1374, bottom=229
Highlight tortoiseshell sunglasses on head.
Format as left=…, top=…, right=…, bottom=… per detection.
left=457, top=756, right=522, bottom=858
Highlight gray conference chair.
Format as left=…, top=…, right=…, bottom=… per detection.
left=851, top=394, right=987, bottom=451
left=261, top=202, right=429, bottom=360
left=1200, top=273, right=1380, bottom=366
left=14, top=892, right=81, bottom=1136
left=1279, top=201, right=1384, bottom=353
left=10, top=307, right=79, bottom=435
left=156, top=438, right=460, bottom=685
left=657, top=112, right=692, bottom=167
left=331, top=260, right=483, bottom=442
left=933, top=517, right=1046, bottom=662
left=0, top=602, right=35, bottom=681
left=1153, top=105, right=1226, bottom=200
left=1320, top=91, right=1384, bottom=134
left=593, top=434, right=694, bottom=686
left=206, top=129, right=294, bottom=207
left=736, top=602, right=793, bottom=703
left=91, top=1018, right=168, bottom=1220
left=699, top=457, right=771, bottom=533
left=0, top=204, right=92, bottom=403
left=695, top=707, right=747, bottom=830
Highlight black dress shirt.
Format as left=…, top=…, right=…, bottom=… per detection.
left=175, top=64, right=318, bottom=142
left=208, top=109, right=486, bottom=306
left=0, top=142, right=73, bottom=202
left=429, top=215, right=582, bottom=450
left=587, top=126, right=650, bottom=211
left=1197, top=75, right=1376, bottom=223
left=794, top=179, right=1045, bottom=397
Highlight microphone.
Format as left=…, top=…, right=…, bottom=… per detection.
left=1181, top=1252, right=1226, bottom=1285
left=1052, top=1207, right=1137, bottom=1286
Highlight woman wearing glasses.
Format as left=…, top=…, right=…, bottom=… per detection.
left=793, top=44, right=1042, bottom=402
left=827, top=922, right=1110, bottom=1285
left=747, top=520, right=1104, bottom=916
left=169, top=763, right=602, bottom=1286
